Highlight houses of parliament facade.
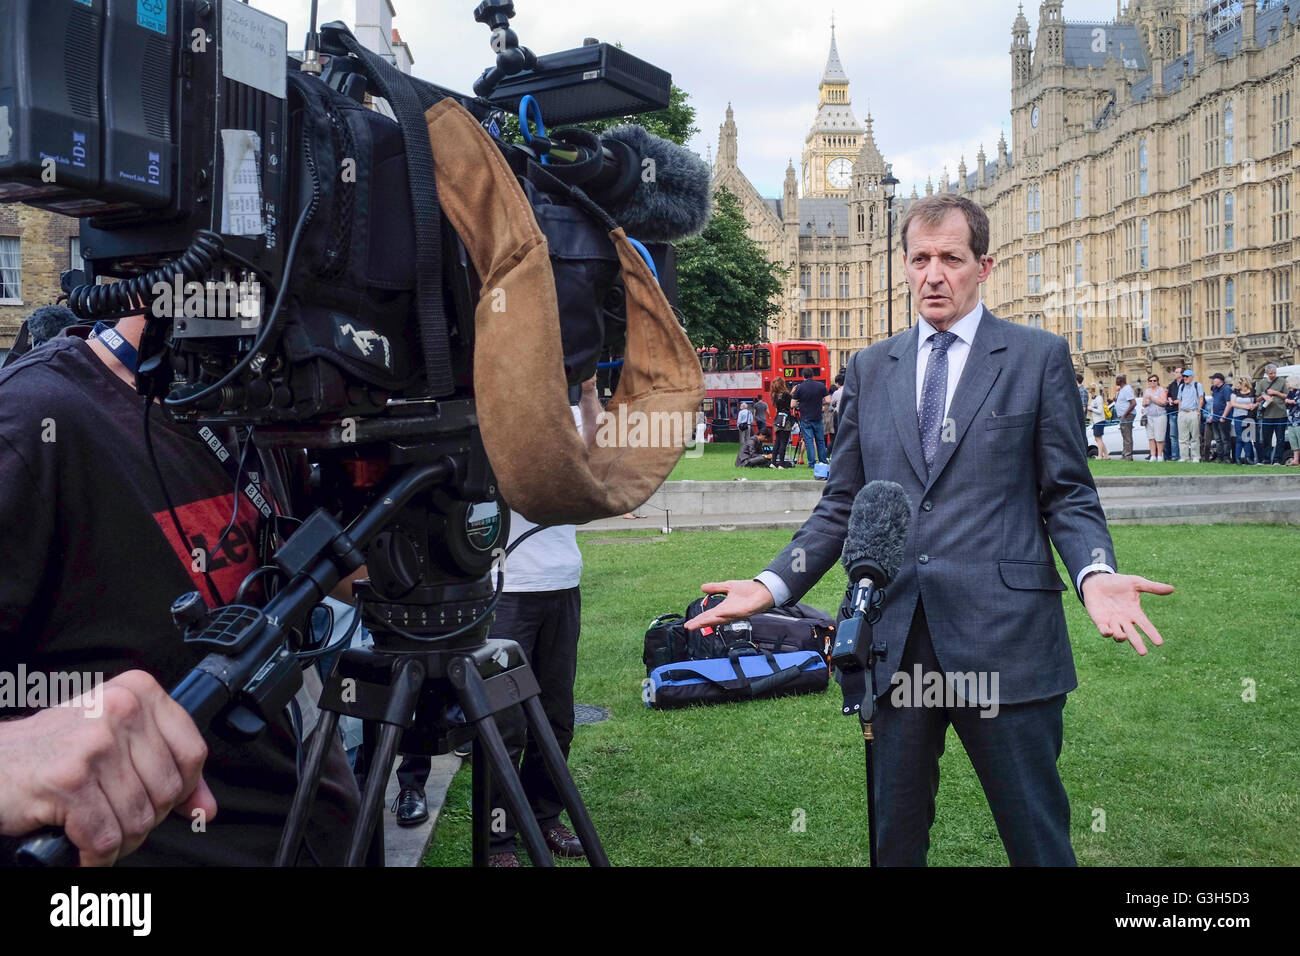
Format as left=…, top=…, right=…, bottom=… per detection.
left=712, top=0, right=1297, bottom=385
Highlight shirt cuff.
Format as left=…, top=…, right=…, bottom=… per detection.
left=1075, top=563, right=1115, bottom=594
left=754, top=571, right=791, bottom=608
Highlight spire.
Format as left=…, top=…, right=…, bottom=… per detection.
left=823, top=19, right=847, bottom=83
left=717, top=102, right=738, bottom=169
left=957, top=156, right=968, bottom=193
left=998, top=129, right=1009, bottom=162
left=783, top=160, right=798, bottom=223
left=854, top=111, right=885, bottom=174
left=925, top=176, right=934, bottom=196
left=977, top=143, right=987, bottom=186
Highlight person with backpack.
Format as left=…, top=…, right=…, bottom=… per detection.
left=769, top=378, right=794, bottom=467
left=1255, top=364, right=1290, bottom=465
left=1088, top=383, right=1110, bottom=459
left=1207, top=373, right=1233, bottom=462
left=1174, top=369, right=1205, bottom=463
left=736, top=402, right=754, bottom=444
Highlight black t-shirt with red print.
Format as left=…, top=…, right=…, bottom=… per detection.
left=0, top=335, right=357, bottom=865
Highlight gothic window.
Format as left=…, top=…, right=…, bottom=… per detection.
left=819, top=268, right=831, bottom=298
left=1273, top=88, right=1292, bottom=155
left=1073, top=167, right=1082, bottom=219
left=1223, top=193, right=1234, bottom=251
left=1138, top=138, right=1148, bottom=196
left=799, top=266, right=811, bottom=297
left=1272, top=269, right=1292, bottom=332
left=819, top=310, right=831, bottom=338
left=1075, top=240, right=1083, bottom=285
left=0, top=236, right=20, bottom=303
left=838, top=267, right=850, bottom=298
left=1204, top=279, right=1221, bottom=336
left=838, top=310, right=851, bottom=337
left=1140, top=219, right=1149, bottom=269
left=1273, top=177, right=1292, bottom=243
left=800, top=311, right=812, bottom=338
left=1224, top=278, right=1235, bottom=335
left=1223, top=103, right=1234, bottom=166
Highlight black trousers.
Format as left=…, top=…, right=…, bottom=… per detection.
left=772, top=429, right=792, bottom=463
left=871, top=600, right=1075, bottom=866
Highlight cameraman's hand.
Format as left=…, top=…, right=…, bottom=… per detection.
left=684, top=580, right=775, bottom=631
left=0, top=670, right=216, bottom=866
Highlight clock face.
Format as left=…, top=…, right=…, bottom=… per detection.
left=1031, top=106, right=1040, bottom=128
left=827, top=157, right=852, bottom=189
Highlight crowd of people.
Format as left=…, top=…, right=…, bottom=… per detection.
left=734, top=370, right=846, bottom=470
left=1079, top=364, right=1298, bottom=465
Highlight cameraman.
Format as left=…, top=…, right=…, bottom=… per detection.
left=0, top=312, right=359, bottom=865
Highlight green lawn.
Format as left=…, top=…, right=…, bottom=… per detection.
left=424, top=524, right=1299, bottom=866
left=668, top=441, right=1295, bottom=482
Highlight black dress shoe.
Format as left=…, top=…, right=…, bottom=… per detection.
left=394, top=788, right=428, bottom=827
left=543, top=823, right=585, bottom=858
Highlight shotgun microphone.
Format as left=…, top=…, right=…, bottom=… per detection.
left=831, top=481, right=911, bottom=685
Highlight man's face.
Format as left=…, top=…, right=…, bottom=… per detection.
left=1267, top=369, right=1277, bottom=381
left=904, top=210, right=993, bottom=331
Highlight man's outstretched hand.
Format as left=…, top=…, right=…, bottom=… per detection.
left=684, top=580, right=776, bottom=631
left=1081, top=572, right=1174, bottom=656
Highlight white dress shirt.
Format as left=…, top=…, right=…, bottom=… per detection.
left=914, top=302, right=985, bottom=417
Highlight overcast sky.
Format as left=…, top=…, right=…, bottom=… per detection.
left=254, top=0, right=1128, bottom=198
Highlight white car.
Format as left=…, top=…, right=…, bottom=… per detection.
left=1086, top=418, right=1151, bottom=459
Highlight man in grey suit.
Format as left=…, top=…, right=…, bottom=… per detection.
left=687, top=194, right=1173, bottom=865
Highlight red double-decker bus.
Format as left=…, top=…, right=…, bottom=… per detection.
left=698, top=341, right=831, bottom=441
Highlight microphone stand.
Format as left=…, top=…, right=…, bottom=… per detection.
left=834, top=578, right=887, bottom=866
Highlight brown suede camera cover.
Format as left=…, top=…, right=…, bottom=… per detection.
left=423, top=98, right=704, bottom=525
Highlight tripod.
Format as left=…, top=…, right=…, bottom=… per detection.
left=277, top=636, right=609, bottom=867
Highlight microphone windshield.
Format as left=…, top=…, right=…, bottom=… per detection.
left=598, top=125, right=711, bottom=242
left=840, top=480, right=912, bottom=586
left=27, top=305, right=82, bottom=346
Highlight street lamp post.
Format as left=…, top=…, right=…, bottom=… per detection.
left=882, top=173, right=899, bottom=337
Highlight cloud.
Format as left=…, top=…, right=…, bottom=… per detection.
left=253, top=0, right=1125, bottom=200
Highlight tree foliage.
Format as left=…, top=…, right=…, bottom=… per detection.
left=675, top=186, right=787, bottom=352
left=498, top=84, right=698, bottom=147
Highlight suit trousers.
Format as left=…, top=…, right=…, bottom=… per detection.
left=871, top=599, right=1076, bottom=866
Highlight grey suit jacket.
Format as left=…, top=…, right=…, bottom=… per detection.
left=764, top=309, right=1116, bottom=705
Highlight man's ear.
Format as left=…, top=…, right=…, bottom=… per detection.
left=977, top=255, right=994, bottom=283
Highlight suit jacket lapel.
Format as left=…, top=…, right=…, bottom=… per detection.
left=886, top=327, right=928, bottom=485
left=924, top=307, right=1006, bottom=491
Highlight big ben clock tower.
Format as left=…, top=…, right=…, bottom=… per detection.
left=801, top=22, right=864, bottom=199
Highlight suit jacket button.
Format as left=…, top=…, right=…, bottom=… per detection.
left=918, top=554, right=930, bottom=564
left=921, top=500, right=933, bottom=511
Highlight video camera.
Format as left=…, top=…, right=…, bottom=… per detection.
left=0, top=0, right=681, bottom=427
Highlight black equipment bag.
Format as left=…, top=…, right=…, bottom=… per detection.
left=643, top=597, right=835, bottom=676
left=749, top=603, right=837, bottom=659
left=643, top=613, right=690, bottom=676
left=646, top=648, right=828, bottom=710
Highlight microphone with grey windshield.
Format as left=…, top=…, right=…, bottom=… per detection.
left=830, top=481, right=912, bottom=676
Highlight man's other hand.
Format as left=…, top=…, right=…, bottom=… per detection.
left=0, top=669, right=216, bottom=866
left=1081, top=573, right=1175, bottom=656
left=684, top=580, right=775, bottom=630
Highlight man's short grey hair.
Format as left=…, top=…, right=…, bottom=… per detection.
left=1265, top=363, right=1278, bottom=373
left=899, top=194, right=991, bottom=259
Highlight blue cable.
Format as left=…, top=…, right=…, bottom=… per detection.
left=519, top=95, right=548, bottom=165
left=626, top=237, right=658, bottom=280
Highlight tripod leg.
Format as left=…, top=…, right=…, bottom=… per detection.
left=346, top=720, right=403, bottom=866
left=471, top=710, right=554, bottom=867
left=471, top=732, right=490, bottom=867
left=520, top=695, right=610, bottom=867
left=275, top=708, right=342, bottom=866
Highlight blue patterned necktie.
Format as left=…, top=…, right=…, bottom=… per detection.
left=918, top=330, right=958, bottom=472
